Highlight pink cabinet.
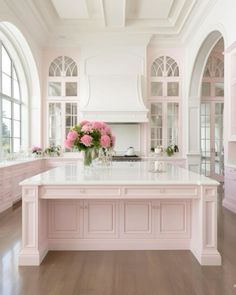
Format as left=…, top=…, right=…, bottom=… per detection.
left=223, top=166, right=236, bottom=213
left=120, top=200, right=155, bottom=238
left=83, top=200, right=119, bottom=238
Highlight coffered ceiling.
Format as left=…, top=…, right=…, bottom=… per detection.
left=0, top=0, right=217, bottom=46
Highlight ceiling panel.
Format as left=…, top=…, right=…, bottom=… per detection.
left=51, top=0, right=89, bottom=19
left=126, top=0, right=174, bottom=19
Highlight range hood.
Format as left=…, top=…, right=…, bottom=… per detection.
left=80, top=74, right=148, bottom=122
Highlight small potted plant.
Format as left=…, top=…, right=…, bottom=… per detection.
left=165, top=145, right=174, bottom=157
left=44, top=144, right=61, bottom=157
left=32, top=146, right=42, bottom=157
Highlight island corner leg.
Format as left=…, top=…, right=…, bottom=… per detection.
left=18, top=186, right=48, bottom=266
left=190, top=186, right=221, bottom=265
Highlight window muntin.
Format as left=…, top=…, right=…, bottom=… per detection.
left=0, top=43, right=22, bottom=154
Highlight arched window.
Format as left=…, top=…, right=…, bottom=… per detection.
left=0, top=42, right=21, bottom=154
left=149, top=55, right=180, bottom=150
left=47, top=56, right=79, bottom=149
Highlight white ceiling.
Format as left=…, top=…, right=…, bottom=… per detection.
left=0, top=0, right=217, bottom=46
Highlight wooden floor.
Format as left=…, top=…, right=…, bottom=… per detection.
left=1, top=192, right=236, bottom=295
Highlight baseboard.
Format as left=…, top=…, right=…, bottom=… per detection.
left=48, top=238, right=190, bottom=251
left=191, top=248, right=222, bottom=266
left=18, top=244, right=48, bottom=266
left=223, top=198, right=236, bottom=214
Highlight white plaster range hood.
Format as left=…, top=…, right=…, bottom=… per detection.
left=80, top=74, right=148, bottom=123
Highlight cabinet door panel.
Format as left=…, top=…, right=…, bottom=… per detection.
left=48, top=200, right=83, bottom=238
left=120, top=200, right=155, bottom=238
left=157, top=201, right=190, bottom=238
left=84, top=200, right=118, bottom=238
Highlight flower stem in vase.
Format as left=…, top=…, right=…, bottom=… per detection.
left=83, top=149, right=93, bottom=166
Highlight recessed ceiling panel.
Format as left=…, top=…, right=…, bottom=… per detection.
left=51, top=0, right=89, bottom=19
left=127, top=0, right=174, bottom=19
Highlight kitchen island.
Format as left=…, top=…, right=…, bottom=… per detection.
left=18, top=162, right=221, bottom=266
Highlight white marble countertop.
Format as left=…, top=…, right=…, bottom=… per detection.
left=20, top=162, right=219, bottom=186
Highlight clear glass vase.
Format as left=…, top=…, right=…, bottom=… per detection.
left=83, top=149, right=92, bottom=166
left=83, top=148, right=98, bottom=167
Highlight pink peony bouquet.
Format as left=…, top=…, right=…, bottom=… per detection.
left=64, top=120, right=115, bottom=152
left=32, top=145, right=42, bottom=155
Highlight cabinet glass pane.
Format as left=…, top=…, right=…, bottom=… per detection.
left=65, top=82, right=77, bottom=96
left=215, top=83, right=224, bottom=97
left=202, top=82, right=210, bottom=96
left=167, top=103, right=179, bottom=145
left=48, top=103, right=61, bottom=145
left=65, top=103, right=78, bottom=138
left=151, top=103, right=162, bottom=115
left=167, top=82, right=179, bottom=96
left=48, top=82, right=61, bottom=96
left=151, top=82, right=162, bottom=96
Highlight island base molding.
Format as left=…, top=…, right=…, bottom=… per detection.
left=18, top=184, right=221, bottom=266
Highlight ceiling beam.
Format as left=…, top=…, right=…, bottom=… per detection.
left=102, top=0, right=126, bottom=27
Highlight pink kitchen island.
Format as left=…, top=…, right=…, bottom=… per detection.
left=18, top=162, right=221, bottom=266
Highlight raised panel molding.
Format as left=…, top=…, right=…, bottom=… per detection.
left=158, top=201, right=190, bottom=238
left=83, top=200, right=118, bottom=238
left=48, top=200, right=83, bottom=239
left=120, top=200, right=155, bottom=238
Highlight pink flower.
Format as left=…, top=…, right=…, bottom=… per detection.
left=80, top=120, right=89, bottom=126
left=81, top=123, right=93, bottom=133
left=92, top=121, right=103, bottom=130
left=111, top=135, right=116, bottom=147
left=64, top=139, right=73, bottom=149
left=67, top=130, right=78, bottom=141
left=80, top=134, right=93, bottom=147
left=100, top=135, right=111, bottom=148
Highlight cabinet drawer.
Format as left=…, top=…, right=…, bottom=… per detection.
left=124, top=186, right=198, bottom=198
left=40, top=186, right=121, bottom=199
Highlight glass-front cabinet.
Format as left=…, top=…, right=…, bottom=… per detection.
left=149, top=55, right=180, bottom=152
left=47, top=56, right=79, bottom=151
left=150, top=102, right=179, bottom=150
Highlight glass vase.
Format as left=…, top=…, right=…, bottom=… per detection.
left=83, top=148, right=98, bottom=167
left=83, top=149, right=93, bottom=166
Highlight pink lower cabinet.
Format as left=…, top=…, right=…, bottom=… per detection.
left=83, top=200, right=119, bottom=238
left=120, top=200, right=190, bottom=240
left=157, top=201, right=191, bottom=239
left=120, top=200, right=155, bottom=238
left=48, top=200, right=83, bottom=239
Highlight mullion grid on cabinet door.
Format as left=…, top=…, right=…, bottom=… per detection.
left=200, top=102, right=211, bottom=176
left=150, top=102, right=163, bottom=149
left=48, top=102, right=62, bottom=146
left=65, top=102, right=78, bottom=152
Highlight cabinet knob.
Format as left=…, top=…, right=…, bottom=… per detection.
left=79, top=189, right=85, bottom=193
left=84, top=205, right=88, bottom=209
